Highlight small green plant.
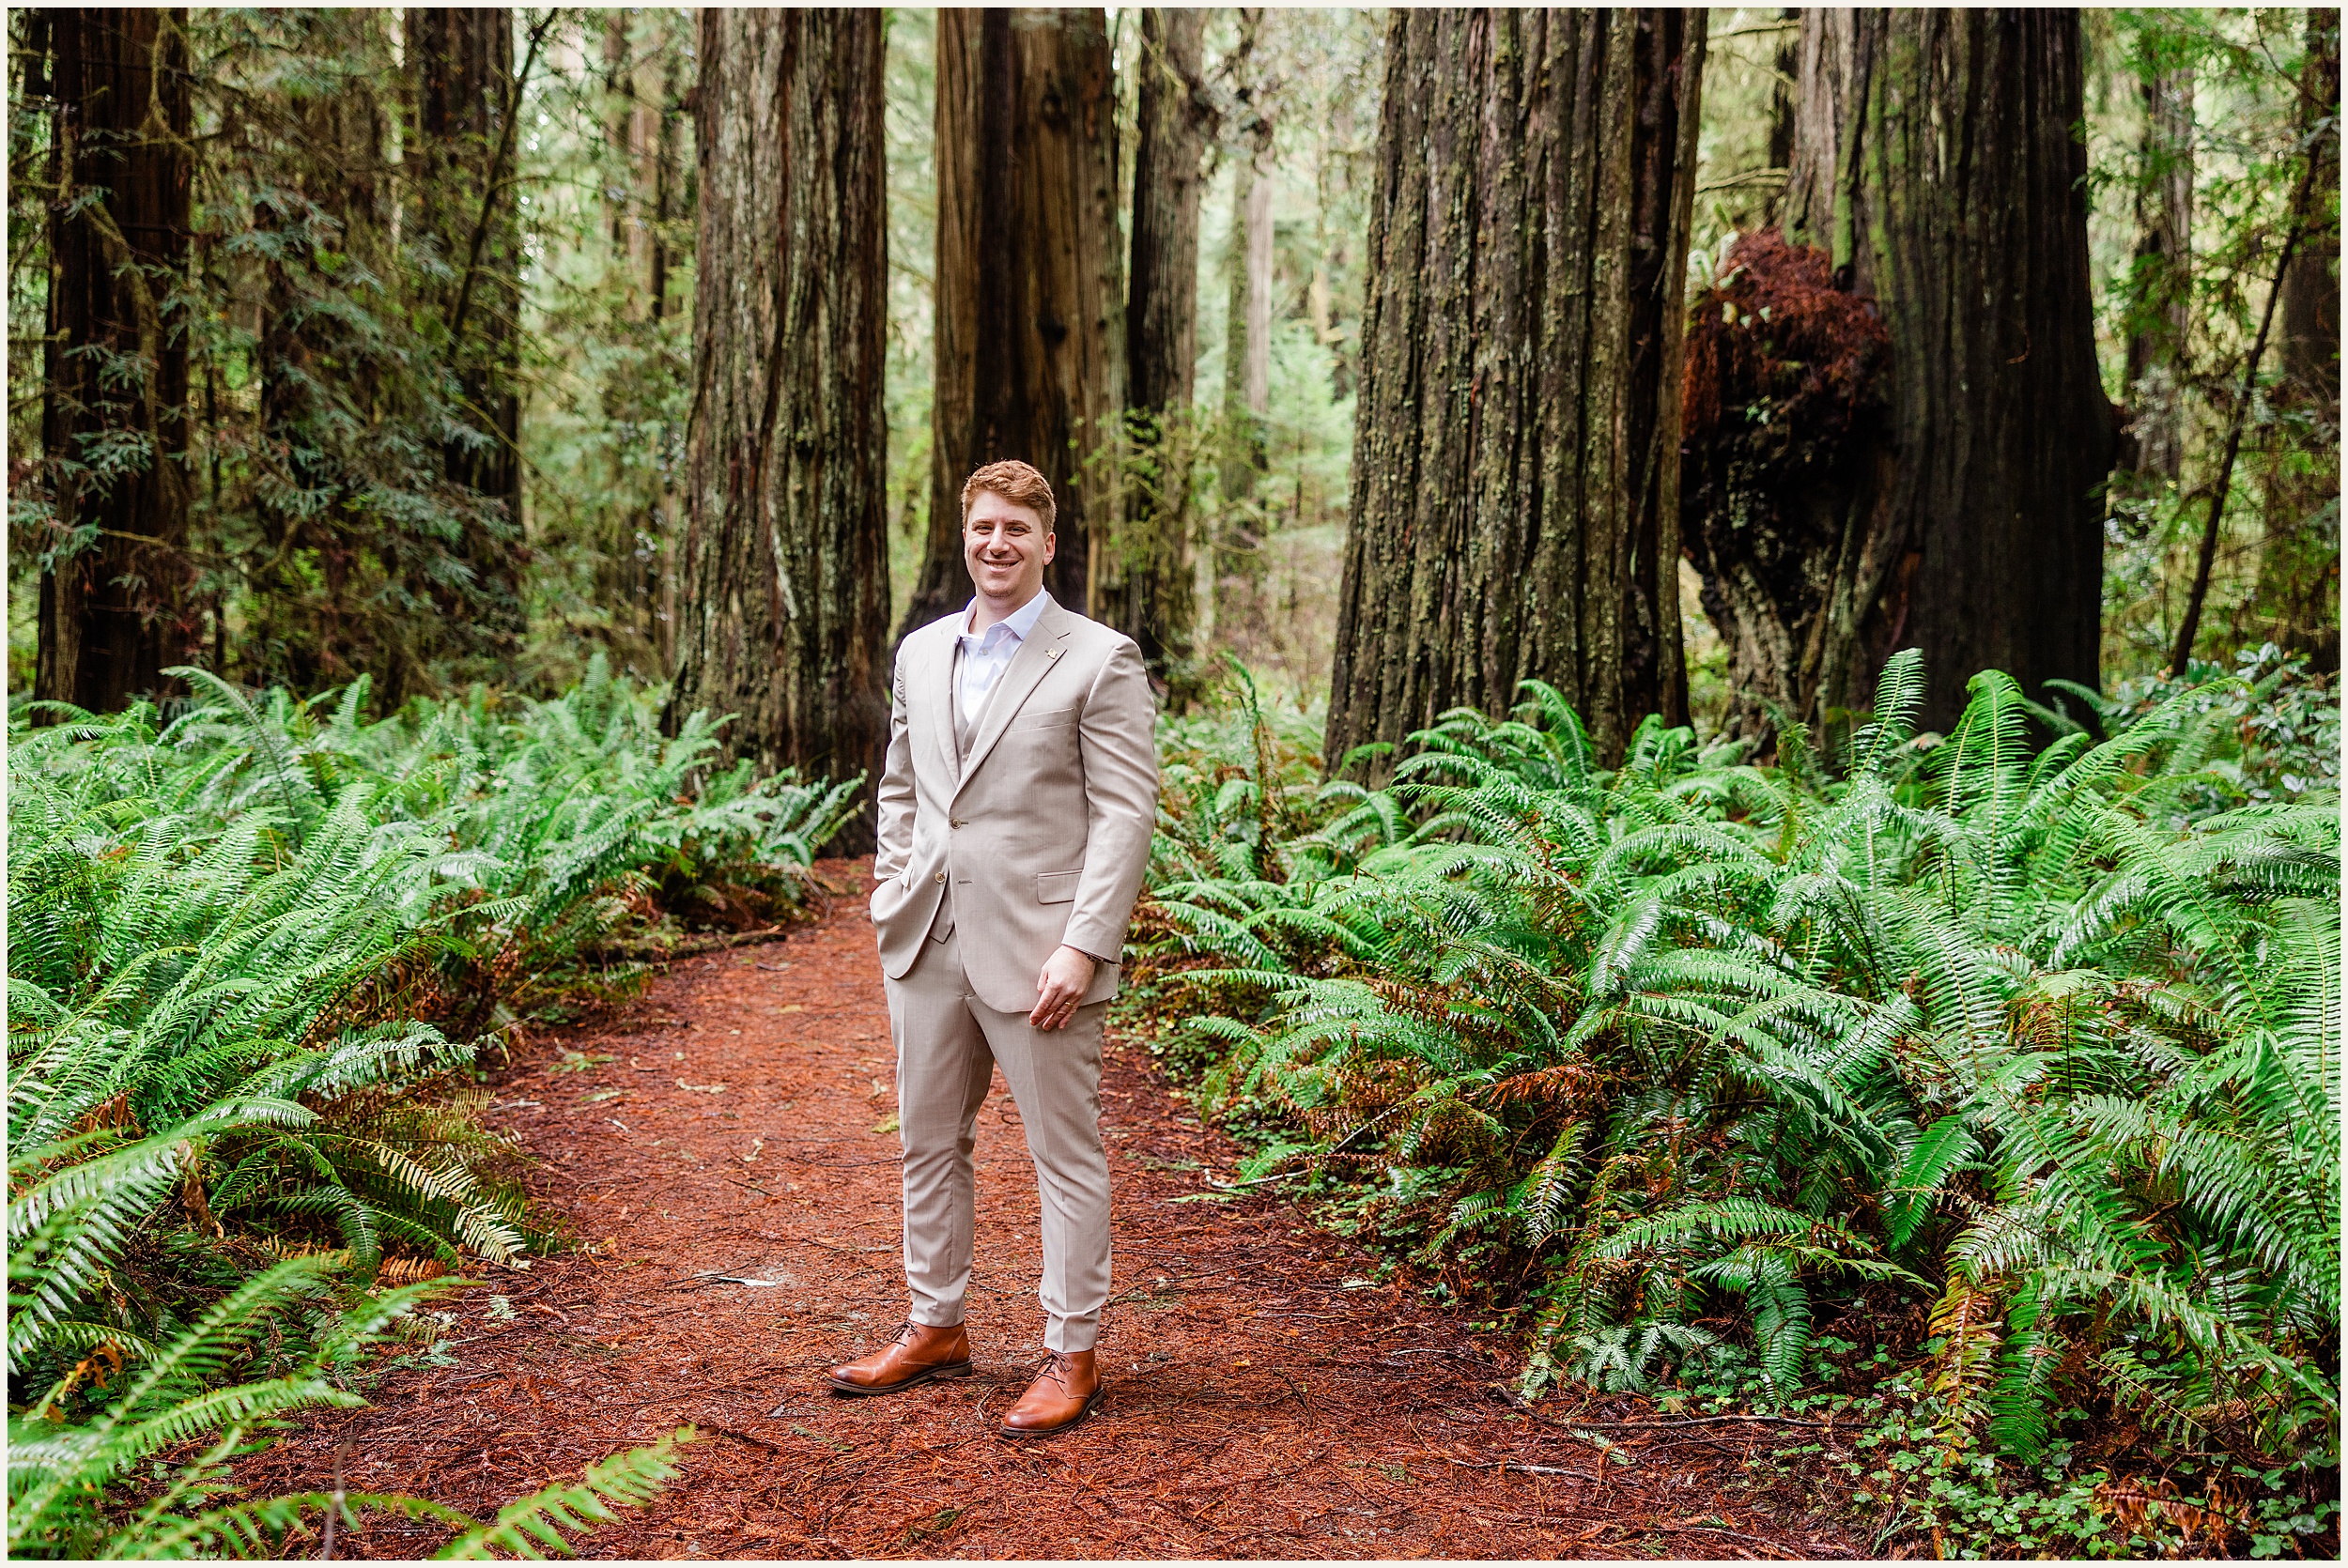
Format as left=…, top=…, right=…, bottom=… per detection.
left=6, top=1247, right=693, bottom=1560
left=431, top=1431, right=692, bottom=1560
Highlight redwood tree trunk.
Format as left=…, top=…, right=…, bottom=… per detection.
left=600, top=10, right=690, bottom=674
left=667, top=10, right=889, bottom=839
left=1213, top=131, right=1274, bottom=646
left=1678, top=232, right=1892, bottom=747
left=1750, top=8, right=2115, bottom=731
left=2278, top=14, right=2340, bottom=410
left=2259, top=13, right=2340, bottom=669
left=35, top=8, right=193, bottom=714
left=1325, top=8, right=1705, bottom=775
left=1105, top=7, right=1210, bottom=688
left=2122, top=67, right=2194, bottom=484
left=902, top=8, right=1122, bottom=638
left=407, top=8, right=525, bottom=641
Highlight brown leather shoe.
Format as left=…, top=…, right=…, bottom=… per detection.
left=826, top=1321, right=973, bottom=1397
left=997, top=1349, right=1102, bottom=1437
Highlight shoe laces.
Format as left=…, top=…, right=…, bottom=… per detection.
left=1031, top=1350, right=1074, bottom=1390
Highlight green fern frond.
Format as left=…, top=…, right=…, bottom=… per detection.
left=431, top=1429, right=694, bottom=1560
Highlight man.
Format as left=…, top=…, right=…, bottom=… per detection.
left=829, top=459, right=1158, bottom=1438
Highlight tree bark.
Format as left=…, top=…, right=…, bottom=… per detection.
left=1213, top=131, right=1275, bottom=644
left=406, top=8, right=526, bottom=642
left=1107, top=7, right=1211, bottom=687
left=652, top=30, right=690, bottom=675
left=2258, top=13, right=2340, bottom=669
left=2122, top=67, right=2193, bottom=484
left=2278, top=16, right=2340, bottom=413
left=1678, top=233, right=1892, bottom=747
left=1708, top=8, right=2115, bottom=734
left=667, top=9, right=890, bottom=840
left=902, top=8, right=1123, bottom=639
left=35, top=8, right=193, bottom=715
left=599, top=9, right=690, bottom=674
left=1763, top=8, right=1799, bottom=224
left=1324, top=8, right=1705, bottom=776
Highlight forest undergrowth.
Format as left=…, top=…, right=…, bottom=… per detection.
left=1132, top=652, right=2341, bottom=1560
left=5, top=659, right=856, bottom=1557
left=8, top=644, right=2338, bottom=1560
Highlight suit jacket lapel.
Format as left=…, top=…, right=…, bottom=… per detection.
left=952, top=600, right=1071, bottom=800
left=928, top=620, right=961, bottom=786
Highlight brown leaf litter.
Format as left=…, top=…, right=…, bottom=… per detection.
left=235, top=861, right=1861, bottom=1560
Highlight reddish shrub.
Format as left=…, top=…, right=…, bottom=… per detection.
left=1682, top=231, right=1888, bottom=468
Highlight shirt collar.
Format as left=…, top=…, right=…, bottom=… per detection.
left=960, top=589, right=1051, bottom=646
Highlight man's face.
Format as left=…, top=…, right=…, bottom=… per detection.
left=964, top=490, right=1054, bottom=603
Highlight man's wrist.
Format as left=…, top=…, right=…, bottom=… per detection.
left=1065, top=945, right=1113, bottom=968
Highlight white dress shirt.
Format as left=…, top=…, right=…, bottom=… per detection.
left=955, top=589, right=1051, bottom=727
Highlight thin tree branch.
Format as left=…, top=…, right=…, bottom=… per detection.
left=2167, top=154, right=2319, bottom=675
left=444, top=8, right=556, bottom=357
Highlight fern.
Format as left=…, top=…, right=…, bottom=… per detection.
left=430, top=1430, right=693, bottom=1560
left=8, top=1278, right=687, bottom=1560
left=8, top=671, right=846, bottom=1558
left=1145, top=654, right=2340, bottom=1463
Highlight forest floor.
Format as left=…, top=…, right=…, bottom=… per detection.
left=239, top=862, right=1864, bottom=1560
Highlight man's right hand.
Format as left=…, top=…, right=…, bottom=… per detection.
left=1030, top=945, right=1097, bottom=1030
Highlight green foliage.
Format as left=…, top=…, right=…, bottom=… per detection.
left=2086, top=8, right=2340, bottom=675
left=515, top=8, right=698, bottom=690
left=7, top=1263, right=688, bottom=1559
left=7, top=9, right=705, bottom=701
left=432, top=1429, right=691, bottom=1560
left=881, top=8, right=938, bottom=637
left=2071, top=642, right=2340, bottom=811
left=1142, top=653, right=2340, bottom=1530
left=9, top=1261, right=448, bottom=1558
left=1798, top=1357, right=2340, bottom=1560
left=8, top=664, right=844, bottom=1557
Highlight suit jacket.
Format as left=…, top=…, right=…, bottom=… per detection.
left=870, top=594, right=1159, bottom=1015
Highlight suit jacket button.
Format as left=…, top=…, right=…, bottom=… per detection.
left=934, top=872, right=945, bottom=884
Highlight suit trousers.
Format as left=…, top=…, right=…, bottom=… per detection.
left=884, top=915, right=1112, bottom=1352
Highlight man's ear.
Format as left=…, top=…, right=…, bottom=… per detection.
left=1042, top=530, right=1057, bottom=565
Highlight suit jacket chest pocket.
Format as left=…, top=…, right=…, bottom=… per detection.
left=1009, top=704, right=1080, bottom=734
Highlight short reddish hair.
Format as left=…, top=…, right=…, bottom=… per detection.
left=959, top=459, right=1056, bottom=532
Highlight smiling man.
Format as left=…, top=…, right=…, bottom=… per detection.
left=831, top=459, right=1158, bottom=1437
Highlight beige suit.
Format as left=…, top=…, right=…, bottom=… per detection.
left=871, top=594, right=1158, bottom=1351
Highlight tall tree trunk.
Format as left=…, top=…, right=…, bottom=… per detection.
left=2258, top=12, right=2340, bottom=669
left=1213, top=131, right=1275, bottom=645
left=1762, top=8, right=1799, bottom=224
left=2122, top=66, right=2194, bottom=484
left=2277, top=30, right=2340, bottom=413
left=406, top=8, right=526, bottom=644
left=1678, top=232, right=1892, bottom=748
left=1325, top=8, right=1705, bottom=776
left=667, top=9, right=889, bottom=843
left=1697, top=8, right=2115, bottom=735
left=903, top=8, right=1123, bottom=638
left=1107, top=7, right=1211, bottom=688
left=652, top=34, right=689, bottom=674
left=35, top=8, right=193, bottom=714
left=600, top=9, right=688, bottom=673
left=602, top=15, right=641, bottom=304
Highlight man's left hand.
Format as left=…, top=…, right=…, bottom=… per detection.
left=1030, top=945, right=1098, bottom=1031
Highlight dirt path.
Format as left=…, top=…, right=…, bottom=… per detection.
left=244, top=863, right=1857, bottom=1559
